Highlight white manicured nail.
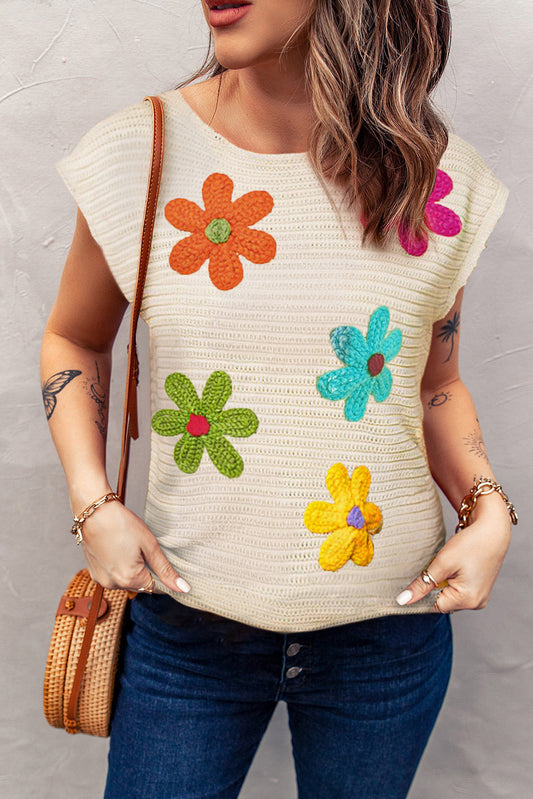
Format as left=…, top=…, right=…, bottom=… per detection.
left=396, top=589, right=413, bottom=606
left=176, top=577, right=191, bottom=593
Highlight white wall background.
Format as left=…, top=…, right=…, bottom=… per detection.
left=1, top=1, right=531, bottom=797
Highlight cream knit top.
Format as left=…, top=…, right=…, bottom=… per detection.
left=57, top=90, right=508, bottom=631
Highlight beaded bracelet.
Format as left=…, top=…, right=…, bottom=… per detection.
left=71, top=492, right=121, bottom=545
left=455, top=477, right=518, bottom=534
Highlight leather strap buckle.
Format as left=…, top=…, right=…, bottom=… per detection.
left=56, top=594, right=109, bottom=621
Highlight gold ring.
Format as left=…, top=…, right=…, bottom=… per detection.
left=433, top=591, right=453, bottom=614
left=137, top=575, right=155, bottom=594
left=421, top=569, right=439, bottom=589
left=433, top=593, right=445, bottom=613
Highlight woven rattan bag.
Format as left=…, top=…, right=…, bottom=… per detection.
left=43, top=95, right=165, bottom=736
left=44, top=571, right=129, bottom=736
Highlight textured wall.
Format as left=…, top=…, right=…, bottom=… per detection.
left=1, top=1, right=531, bottom=797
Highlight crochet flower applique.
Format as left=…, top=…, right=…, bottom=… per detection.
left=164, top=173, right=276, bottom=290
left=151, top=371, right=259, bottom=478
left=304, top=463, right=383, bottom=571
left=317, top=306, right=402, bottom=422
left=399, top=168, right=462, bottom=256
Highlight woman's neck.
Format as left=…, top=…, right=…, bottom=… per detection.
left=214, top=64, right=315, bottom=154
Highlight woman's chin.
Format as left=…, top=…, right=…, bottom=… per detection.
left=212, top=36, right=282, bottom=71
left=213, top=47, right=260, bottom=71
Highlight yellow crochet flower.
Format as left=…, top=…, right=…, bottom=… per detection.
left=304, top=463, right=382, bottom=571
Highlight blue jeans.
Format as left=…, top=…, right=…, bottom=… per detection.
left=104, top=595, right=452, bottom=799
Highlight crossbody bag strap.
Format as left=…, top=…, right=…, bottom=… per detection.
left=118, top=94, right=165, bottom=500
left=65, top=96, right=165, bottom=733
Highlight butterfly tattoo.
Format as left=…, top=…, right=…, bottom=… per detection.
left=42, top=370, right=81, bottom=420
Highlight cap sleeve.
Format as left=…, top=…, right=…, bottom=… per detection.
left=432, top=133, right=509, bottom=322
left=56, top=100, right=153, bottom=303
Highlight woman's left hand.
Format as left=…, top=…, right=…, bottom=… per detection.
left=396, top=494, right=512, bottom=613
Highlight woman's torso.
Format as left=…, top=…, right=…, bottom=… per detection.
left=56, top=87, right=508, bottom=631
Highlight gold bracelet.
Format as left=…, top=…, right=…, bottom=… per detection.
left=455, top=477, right=518, bottom=534
left=71, top=492, right=121, bottom=545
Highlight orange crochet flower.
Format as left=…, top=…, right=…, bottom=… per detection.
left=165, top=173, right=276, bottom=291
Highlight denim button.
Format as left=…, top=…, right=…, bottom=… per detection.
left=286, top=666, right=302, bottom=679
left=287, top=643, right=302, bottom=657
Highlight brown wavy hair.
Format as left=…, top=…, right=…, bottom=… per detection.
left=176, top=0, right=452, bottom=249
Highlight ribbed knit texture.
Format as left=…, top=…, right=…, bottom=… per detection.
left=56, top=90, right=509, bottom=631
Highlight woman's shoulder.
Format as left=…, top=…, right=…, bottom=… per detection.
left=55, top=97, right=158, bottom=303
left=428, top=129, right=509, bottom=321
left=61, top=96, right=148, bottom=156
left=56, top=98, right=154, bottom=195
left=63, top=82, right=214, bottom=156
left=437, top=129, right=509, bottom=236
left=170, top=77, right=221, bottom=124
left=74, top=97, right=153, bottom=152
left=56, top=81, right=224, bottom=211
left=440, top=130, right=506, bottom=195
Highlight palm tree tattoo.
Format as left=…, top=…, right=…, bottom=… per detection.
left=437, top=310, right=460, bottom=362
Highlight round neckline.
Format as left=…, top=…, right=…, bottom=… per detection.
left=167, top=89, right=312, bottom=166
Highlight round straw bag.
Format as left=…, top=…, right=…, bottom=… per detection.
left=43, top=569, right=128, bottom=736
left=42, top=95, right=165, bottom=737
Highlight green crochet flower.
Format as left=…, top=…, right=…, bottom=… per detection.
left=151, top=371, right=259, bottom=478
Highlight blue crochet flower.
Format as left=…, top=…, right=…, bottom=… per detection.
left=317, top=306, right=402, bottom=421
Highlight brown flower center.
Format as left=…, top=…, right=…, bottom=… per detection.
left=367, top=353, right=385, bottom=377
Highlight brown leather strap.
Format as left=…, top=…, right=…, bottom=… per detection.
left=65, top=581, right=104, bottom=732
left=57, top=593, right=109, bottom=620
left=65, top=96, right=165, bottom=733
left=118, top=94, right=165, bottom=501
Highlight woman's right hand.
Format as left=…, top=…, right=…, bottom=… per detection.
left=78, top=499, right=191, bottom=595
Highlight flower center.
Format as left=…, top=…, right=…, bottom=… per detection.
left=205, top=218, right=232, bottom=244
left=367, top=352, right=385, bottom=377
left=347, top=505, right=365, bottom=530
left=186, top=413, right=211, bottom=437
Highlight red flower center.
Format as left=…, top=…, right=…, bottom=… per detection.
left=367, top=353, right=385, bottom=377
left=186, top=414, right=210, bottom=437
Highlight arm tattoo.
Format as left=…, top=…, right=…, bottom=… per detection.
left=427, top=391, right=452, bottom=409
left=42, top=370, right=81, bottom=420
left=436, top=310, right=460, bottom=363
left=463, top=431, right=490, bottom=464
left=84, top=360, right=108, bottom=440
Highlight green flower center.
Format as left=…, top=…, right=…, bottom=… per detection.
left=367, top=352, right=385, bottom=377
left=186, top=413, right=210, bottom=437
left=205, top=218, right=232, bottom=244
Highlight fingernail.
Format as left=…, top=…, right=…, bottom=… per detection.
left=176, top=577, right=191, bottom=593
left=396, top=589, right=413, bottom=606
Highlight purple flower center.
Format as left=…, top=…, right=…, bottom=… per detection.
left=186, top=413, right=210, bottom=437
left=347, top=505, right=365, bottom=529
left=367, top=352, right=385, bottom=377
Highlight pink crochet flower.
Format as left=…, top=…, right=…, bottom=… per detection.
left=398, top=169, right=462, bottom=256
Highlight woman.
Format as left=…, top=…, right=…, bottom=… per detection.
left=42, top=1, right=516, bottom=797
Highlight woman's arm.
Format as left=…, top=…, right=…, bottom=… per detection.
left=396, top=289, right=511, bottom=612
left=42, top=208, right=127, bottom=508
left=41, top=209, right=190, bottom=595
